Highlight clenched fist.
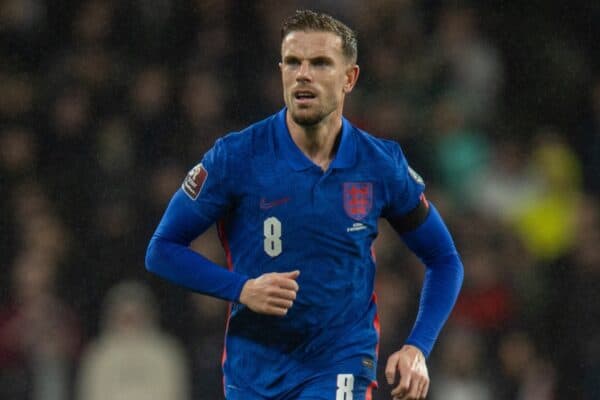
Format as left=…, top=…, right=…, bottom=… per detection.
left=239, top=270, right=300, bottom=316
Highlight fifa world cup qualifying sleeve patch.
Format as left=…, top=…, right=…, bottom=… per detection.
left=182, top=163, right=208, bottom=200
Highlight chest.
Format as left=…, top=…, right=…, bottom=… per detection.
left=231, top=163, right=385, bottom=249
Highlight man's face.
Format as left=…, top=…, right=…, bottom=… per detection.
left=280, top=31, right=358, bottom=127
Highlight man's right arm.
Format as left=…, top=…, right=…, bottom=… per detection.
left=145, top=189, right=249, bottom=302
left=146, top=137, right=300, bottom=310
left=146, top=190, right=301, bottom=310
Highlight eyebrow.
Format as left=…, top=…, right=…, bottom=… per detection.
left=282, top=55, right=335, bottom=65
left=311, top=56, right=334, bottom=65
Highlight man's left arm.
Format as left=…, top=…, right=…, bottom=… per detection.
left=385, top=196, right=464, bottom=399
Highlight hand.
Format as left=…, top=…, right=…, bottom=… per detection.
left=239, top=270, right=300, bottom=316
left=385, top=345, right=429, bottom=400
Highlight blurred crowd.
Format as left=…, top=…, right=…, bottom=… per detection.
left=1, top=1, right=599, bottom=399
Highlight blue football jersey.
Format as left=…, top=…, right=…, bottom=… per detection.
left=180, top=109, right=424, bottom=397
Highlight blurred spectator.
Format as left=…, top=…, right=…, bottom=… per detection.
left=430, top=96, right=490, bottom=210
left=513, top=127, right=582, bottom=262
left=94, top=115, right=135, bottom=179
left=0, top=0, right=47, bottom=73
left=179, top=71, right=224, bottom=127
left=49, top=84, right=91, bottom=138
left=432, top=5, right=503, bottom=127
left=0, top=0, right=45, bottom=36
left=10, top=183, right=70, bottom=267
left=361, top=97, right=412, bottom=142
left=129, top=65, right=180, bottom=165
left=178, top=70, right=230, bottom=159
left=0, top=250, right=82, bottom=400
left=72, top=0, right=115, bottom=47
left=473, top=136, right=543, bottom=222
left=451, top=236, right=515, bottom=335
left=431, top=326, right=493, bottom=400
left=496, top=330, right=556, bottom=400
left=130, top=65, right=172, bottom=122
left=76, top=280, right=189, bottom=400
left=0, top=72, right=36, bottom=121
left=0, top=126, right=38, bottom=180
left=557, top=198, right=600, bottom=398
left=187, top=0, right=235, bottom=68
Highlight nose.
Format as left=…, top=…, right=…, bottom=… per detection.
left=296, top=61, right=312, bottom=82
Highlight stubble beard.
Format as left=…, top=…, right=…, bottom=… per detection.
left=289, top=103, right=335, bottom=127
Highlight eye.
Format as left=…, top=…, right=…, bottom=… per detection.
left=312, top=57, right=332, bottom=67
left=284, top=57, right=300, bottom=67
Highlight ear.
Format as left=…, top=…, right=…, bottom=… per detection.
left=278, top=61, right=283, bottom=71
left=343, top=64, right=360, bottom=93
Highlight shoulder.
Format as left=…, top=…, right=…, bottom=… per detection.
left=202, top=112, right=279, bottom=182
left=217, top=112, right=279, bottom=156
left=351, top=125, right=406, bottom=166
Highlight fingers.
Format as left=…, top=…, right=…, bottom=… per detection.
left=267, top=296, right=294, bottom=309
left=263, top=273, right=299, bottom=315
left=262, top=285, right=297, bottom=316
left=239, top=270, right=301, bottom=316
left=269, top=287, right=297, bottom=302
left=406, top=377, right=421, bottom=399
left=412, top=358, right=429, bottom=399
left=391, top=370, right=411, bottom=398
left=404, top=354, right=425, bottom=399
left=395, top=368, right=427, bottom=399
left=275, top=270, right=300, bottom=291
left=280, top=269, right=300, bottom=279
left=392, top=378, right=427, bottom=400
left=385, top=353, right=399, bottom=385
left=264, top=304, right=292, bottom=316
left=418, top=379, right=429, bottom=399
left=387, top=346, right=429, bottom=400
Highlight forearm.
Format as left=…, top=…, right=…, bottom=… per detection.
left=405, top=254, right=463, bottom=357
left=396, top=203, right=464, bottom=357
left=146, top=235, right=248, bottom=301
left=145, top=189, right=249, bottom=302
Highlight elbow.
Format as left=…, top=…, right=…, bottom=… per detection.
left=145, top=237, right=159, bottom=274
left=453, top=253, right=465, bottom=290
left=426, top=252, right=464, bottom=290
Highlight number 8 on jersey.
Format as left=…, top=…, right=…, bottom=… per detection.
left=264, top=217, right=282, bottom=257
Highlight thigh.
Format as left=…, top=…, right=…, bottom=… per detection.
left=293, top=374, right=376, bottom=400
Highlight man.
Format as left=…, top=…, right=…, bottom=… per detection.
left=146, top=10, right=463, bottom=400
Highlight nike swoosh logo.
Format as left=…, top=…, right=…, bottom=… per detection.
left=260, top=197, right=290, bottom=209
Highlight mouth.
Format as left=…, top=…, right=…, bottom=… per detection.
left=293, top=90, right=317, bottom=104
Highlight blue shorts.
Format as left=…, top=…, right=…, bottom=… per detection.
left=225, top=374, right=376, bottom=400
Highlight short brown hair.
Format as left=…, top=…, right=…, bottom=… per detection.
left=281, top=9, right=358, bottom=63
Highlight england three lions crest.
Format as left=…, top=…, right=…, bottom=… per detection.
left=343, top=182, right=373, bottom=220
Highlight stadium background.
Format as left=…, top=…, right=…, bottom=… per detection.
left=1, top=0, right=599, bottom=399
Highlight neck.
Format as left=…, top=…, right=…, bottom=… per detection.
left=286, top=109, right=343, bottom=171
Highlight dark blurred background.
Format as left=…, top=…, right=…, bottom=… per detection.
left=1, top=1, right=599, bottom=399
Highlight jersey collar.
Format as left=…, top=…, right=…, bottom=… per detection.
left=275, top=108, right=356, bottom=171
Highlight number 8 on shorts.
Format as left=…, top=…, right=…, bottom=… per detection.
left=336, top=374, right=354, bottom=400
